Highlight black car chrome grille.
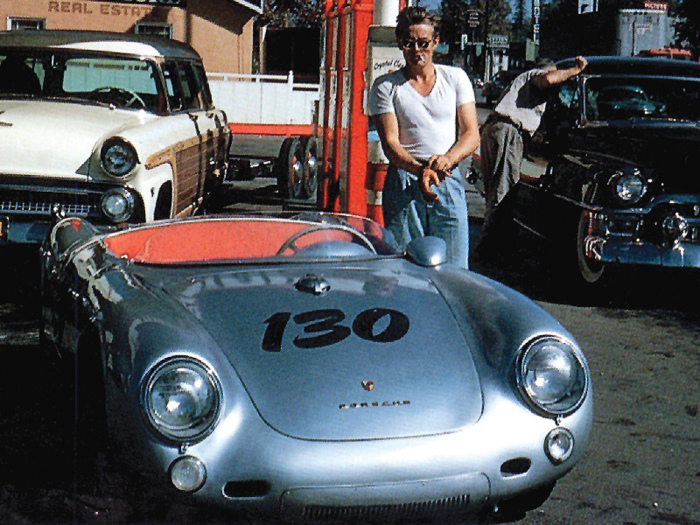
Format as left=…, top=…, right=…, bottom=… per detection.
left=302, top=494, right=473, bottom=521
left=639, top=203, right=700, bottom=245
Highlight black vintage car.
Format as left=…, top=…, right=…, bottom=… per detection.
left=506, top=56, right=700, bottom=286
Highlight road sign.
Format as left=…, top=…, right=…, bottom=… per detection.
left=467, top=10, right=480, bottom=29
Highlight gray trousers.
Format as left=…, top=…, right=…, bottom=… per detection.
left=480, top=121, right=524, bottom=227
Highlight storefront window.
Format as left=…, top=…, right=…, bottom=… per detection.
left=135, top=23, right=173, bottom=39
left=7, top=18, right=45, bottom=31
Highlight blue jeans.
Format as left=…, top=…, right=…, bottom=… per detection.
left=383, top=165, right=469, bottom=269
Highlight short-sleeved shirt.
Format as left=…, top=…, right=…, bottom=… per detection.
left=369, top=64, right=475, bottom=162
left=493, top=68, right=549, bottom=135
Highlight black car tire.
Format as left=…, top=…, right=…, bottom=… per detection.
left=575, top=211, right=615, bottom=287
left=277, top=137, right=304, bottom=200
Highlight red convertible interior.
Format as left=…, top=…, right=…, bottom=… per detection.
left=103, top=219, right=354, bottom=264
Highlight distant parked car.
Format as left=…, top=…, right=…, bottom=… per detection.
left=41, top=212, right=592, bottom=522
left=0, top=31, right=230, bottom=245
left=482, top=69, right=524, bottom=105
left=498, top=57, right=700, bottom=286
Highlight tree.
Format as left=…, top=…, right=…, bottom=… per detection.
left=257, top=0, right=325, bottom=28
left=674, top=0, right=700, bottom=57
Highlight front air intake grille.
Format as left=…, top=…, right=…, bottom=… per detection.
left=302, top=494, right=472, bottom=521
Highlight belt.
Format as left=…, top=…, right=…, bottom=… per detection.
left=486, top=113, right=523, bottom=132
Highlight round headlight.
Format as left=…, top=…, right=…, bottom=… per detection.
left=609, top=170, right=647, bottom=204
left=143, top=358, right=221, bottom=443
left=517, top=337, right=589, bottom=417
left=101, top=138, right=138, bottom=177
left=100, top=187, right=135, bottom=223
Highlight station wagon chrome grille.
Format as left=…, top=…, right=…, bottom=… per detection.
left=0, top=186, right=102, bottom=218
left=0, top=199, right=96, bottom=217
left=302, top=494, right=473, bottom=521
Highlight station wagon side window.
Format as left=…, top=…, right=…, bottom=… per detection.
left=162, top=61, right=186, bottom=112
left=162, top=60, right=206, bottom=112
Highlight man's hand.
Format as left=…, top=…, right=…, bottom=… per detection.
left=420, top=167, right=449, bottom=202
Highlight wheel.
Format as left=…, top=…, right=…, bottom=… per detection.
left=154, top=184, right=172, bottom=220
left=300, top=136, right=319, bottom=201
left=276, top=137, right=304, bottom=200
left=89, top=86, right=146, bottom=109
left=576, top=210, right=607, bottom=284
left=72, top=331, right=108, bottom=492
left=275, top=225, right=377, bottom=256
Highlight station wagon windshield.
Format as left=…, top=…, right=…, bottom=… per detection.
left=584, top=76, right=700, bottom=122
left=0, top=50, right=161, bottom=112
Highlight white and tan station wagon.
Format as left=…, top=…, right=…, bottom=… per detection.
left=0, top=30, right=230, bottom=244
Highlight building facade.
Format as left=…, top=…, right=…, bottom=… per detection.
left=0, top=0, right=261, bottom=73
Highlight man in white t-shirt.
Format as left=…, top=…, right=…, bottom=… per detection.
left=369, top=6, right=480, bottom=269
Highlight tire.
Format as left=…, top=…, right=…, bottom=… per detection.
left=73, top=331, right=108, bottom=492
left=300, top=135, right=319, bottom=201
left=276, top=137, right=304, bottom=200
left=576, top=210, right=607, bottom=285
left=154, top=184, right=173, bottom=220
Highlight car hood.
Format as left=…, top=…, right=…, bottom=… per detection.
left=0, top=99, right=152, bottom=178
left=575, top=122, right=700, bottom=172
left=165, top=266, right=484, bottom=441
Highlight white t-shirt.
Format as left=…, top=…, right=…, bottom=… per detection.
left=369, top=64, right=475, bottom=162
left=493, top=68, right=549, bottom=135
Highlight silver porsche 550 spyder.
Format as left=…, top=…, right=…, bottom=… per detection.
left=41, top=212, right=592, bottom=522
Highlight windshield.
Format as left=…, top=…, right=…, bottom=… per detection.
left=584, top=76, right=700, bottom=122
left=0, top=49, right=162, bottom=112
left=103, top=213, right=400, bottom=265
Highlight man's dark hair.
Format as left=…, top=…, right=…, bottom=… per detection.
left=395, top=6, right=440, bottom=41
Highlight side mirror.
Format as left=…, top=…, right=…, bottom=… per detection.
left=405, top=236, right=447, bottom=267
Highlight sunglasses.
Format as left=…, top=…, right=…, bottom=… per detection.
left=399, top=39, right=434, bottom=50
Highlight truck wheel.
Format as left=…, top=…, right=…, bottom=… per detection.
left=277, top=137, right=304, bottom=200
left=301, top=136, right=319, bottom=201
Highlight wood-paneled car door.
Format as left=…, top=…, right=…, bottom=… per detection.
left=162, top=61, right=226, bottom=217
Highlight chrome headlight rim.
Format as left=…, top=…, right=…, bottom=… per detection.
left=516, top=335, right=589, bottom=418
left=101, top=137, right=139, bottom=178
left=141, top=356, right=222, bottom=444
left=608, top=169, right=647, bottom=205
left=100, top=187, right=136, bottom=223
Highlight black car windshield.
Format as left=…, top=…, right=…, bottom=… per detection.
left=584, top=76, right=700, bottom=122
left=0, top=49, right=161, bottom=112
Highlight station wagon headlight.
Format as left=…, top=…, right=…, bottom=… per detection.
left=143, top=358, right=222, bottom=443
left=101, top=137, right=138, bottom=177
left=517, top=336, right=589, bottom=417
left=101, top=187, right=135, bottom=223
left=609, top=170, right=647, bottom=205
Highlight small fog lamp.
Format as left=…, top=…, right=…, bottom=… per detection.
left=544, top=427, right=574, bottom=465
left=170, top=456, right=207, bottom=492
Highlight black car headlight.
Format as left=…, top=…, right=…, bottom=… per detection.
left=100, top=187, right=135, bottom=223
left=101, top=137, right=138, bottom=177
left=609, top=169, right=647, bottom=205
left=142, top=357, right=222, bottom=443
left=516, top=336, right=589, bottom=417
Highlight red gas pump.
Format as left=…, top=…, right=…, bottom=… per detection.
left=318, top=0, right=405, bottom=224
